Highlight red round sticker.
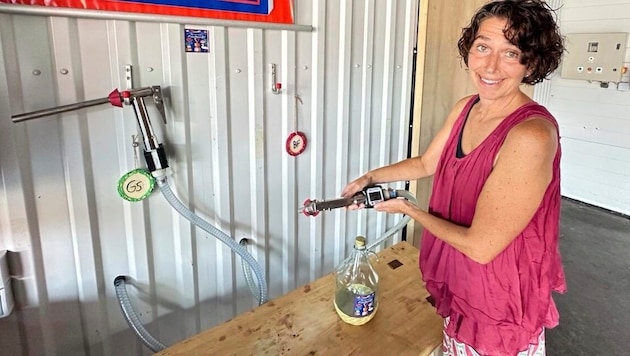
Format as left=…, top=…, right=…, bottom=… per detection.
left=286, top=131, right=307, bottom=156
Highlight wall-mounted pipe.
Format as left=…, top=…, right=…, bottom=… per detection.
left=12, top=97, right=111, bottom=123
left=11, top=87, right=155, bottom=123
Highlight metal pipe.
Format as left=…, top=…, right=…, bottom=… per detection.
left=11, top=87, right=155, bottom=123
left=0, top=4, right=314, bottom=32
left=132, top=97, right=159, bottom=151
left=11, top=97, right=111, bottom=123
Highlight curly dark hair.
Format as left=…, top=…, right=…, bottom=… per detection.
left=457, top=0, right=564, bottom=85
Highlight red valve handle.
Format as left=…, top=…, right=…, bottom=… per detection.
left=108, top=89, right=123, bottom=107
left=302, top=199, right=319, bottom=217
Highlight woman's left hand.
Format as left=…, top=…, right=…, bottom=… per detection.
left=373, top=198, right=415, bottom=215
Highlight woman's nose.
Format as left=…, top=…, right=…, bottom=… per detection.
left=484, top=53, right=500, bottom=73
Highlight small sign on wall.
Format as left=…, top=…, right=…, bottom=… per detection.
left=185, top=29, right=209, bottom=53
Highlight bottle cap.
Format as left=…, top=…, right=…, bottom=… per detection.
left=355, top=236, right=366, bottom=248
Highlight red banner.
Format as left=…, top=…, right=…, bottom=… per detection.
left=1, top=0, right=294, bottom=24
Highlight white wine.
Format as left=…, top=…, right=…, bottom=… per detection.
left=334, top=283, right=377, bottom=317
left=333, top=236, right=379, bottom=325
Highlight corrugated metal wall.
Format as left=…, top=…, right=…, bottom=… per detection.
left=0, top=1, right=419, bottom=354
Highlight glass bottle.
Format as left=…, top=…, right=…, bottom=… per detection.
left=333, top=236, right=379, bottom=325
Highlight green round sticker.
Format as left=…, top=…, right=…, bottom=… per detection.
left=117, top=169, right=156, bottom=202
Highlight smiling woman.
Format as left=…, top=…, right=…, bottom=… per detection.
left=340, top=1, right=566, bottom=355
left=464, top=17, right=531, bottom=103
left=457, top=0, right=564, bottom=86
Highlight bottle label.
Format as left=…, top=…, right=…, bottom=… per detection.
left=353, top=292, right=375, bottom=317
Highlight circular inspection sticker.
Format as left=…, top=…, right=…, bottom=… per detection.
left=117, top=169, right=156, bottom=202
left=286, top=131, right=307, bottom=156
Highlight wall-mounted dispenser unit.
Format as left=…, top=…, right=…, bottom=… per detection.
left=0, top=250, right=14, bottom=318
left=560, top=32, right=628, bottom=83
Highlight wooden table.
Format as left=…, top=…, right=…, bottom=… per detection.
left=157, top=241, right=443, bottom=356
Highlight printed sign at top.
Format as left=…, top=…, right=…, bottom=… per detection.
left=0, top=0, right=293, bottom=24
left=128, top=0, right=274, bottom=15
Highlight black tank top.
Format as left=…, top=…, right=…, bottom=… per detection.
left=456, top=97, right=479, bottom=158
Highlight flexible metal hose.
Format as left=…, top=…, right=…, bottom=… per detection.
left=114, top=175, right=269, bottom=352
left=239, top=239, right=261, bottom=302
left=156, top=176, right=268, bottom=305
left=366, top=189, right=417, bottom=250
left=114, top=276, right=167, bottom=352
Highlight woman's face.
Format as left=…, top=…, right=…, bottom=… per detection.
left=467, top=17, right=529, bottom=101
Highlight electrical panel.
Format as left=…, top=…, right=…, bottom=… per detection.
left=560, top=32, right=628, bottom=82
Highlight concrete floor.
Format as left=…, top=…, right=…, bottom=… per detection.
left=546, top=198, right=630, bottom=355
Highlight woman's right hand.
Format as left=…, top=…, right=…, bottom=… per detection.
left=341, top=174, right=373, bottom=210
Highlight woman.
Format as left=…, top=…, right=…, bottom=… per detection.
left=341, top=1, right=565, bottom=355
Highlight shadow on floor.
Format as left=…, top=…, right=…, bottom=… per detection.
left=546, top=198, right=630, bottom=355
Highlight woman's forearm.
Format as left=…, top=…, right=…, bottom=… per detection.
left=366, top=156, right=434, bottom=185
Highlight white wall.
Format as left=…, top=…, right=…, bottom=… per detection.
left=0, top=1, right=419, bottom=354
left=545, top=0, right=630, bottom=215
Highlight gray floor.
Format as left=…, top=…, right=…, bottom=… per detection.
left=547, top=198, right=630, bottom=355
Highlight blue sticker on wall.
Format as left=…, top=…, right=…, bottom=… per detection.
left=185, top=29, right=209, bottom=53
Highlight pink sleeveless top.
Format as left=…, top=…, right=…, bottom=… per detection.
left=420, top=95, right=566, bottom=355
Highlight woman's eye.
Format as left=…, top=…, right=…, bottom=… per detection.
left=476, top=44, right=487, bottom=52
left=505, top=51, right=520, bottom=59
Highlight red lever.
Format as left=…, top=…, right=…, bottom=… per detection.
left=302, top=199, right=319, bottom=217
left=108, top=89, right=123, bottom=107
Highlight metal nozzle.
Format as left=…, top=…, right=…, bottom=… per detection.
left=300, top=193, right=367, bottom=217
left=300, top=185, right=400, bottom=217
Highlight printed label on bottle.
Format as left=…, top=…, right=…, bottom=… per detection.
left=353, top=292, right=375, bottom=317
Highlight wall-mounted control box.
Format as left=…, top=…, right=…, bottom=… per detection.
left=560, top=32, right=628, bottom=82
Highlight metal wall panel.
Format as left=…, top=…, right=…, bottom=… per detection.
left=0, top=1, right=419, bottom=354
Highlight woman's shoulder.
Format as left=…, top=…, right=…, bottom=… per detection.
left=511, top=102, right=559, bottom=136
left=504, top=116, right=559, bottom=160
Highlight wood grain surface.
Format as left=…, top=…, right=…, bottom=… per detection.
left=157, top=241, right=442, bottom=356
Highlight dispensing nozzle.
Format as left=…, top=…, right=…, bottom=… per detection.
left=301, top=185, right=396, bottom=217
